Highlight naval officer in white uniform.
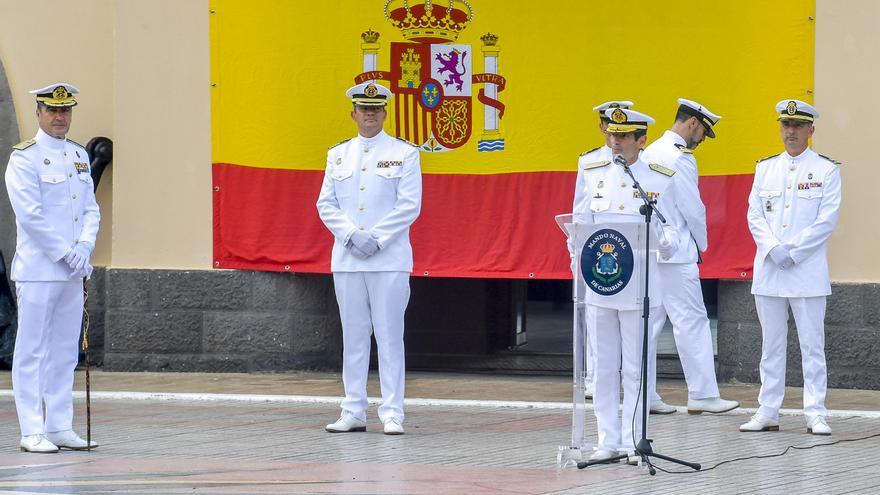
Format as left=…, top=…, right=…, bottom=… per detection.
left=317, top=82, right=422, bottom=435
left=5, top=83, right=100, bottom=453
left=740, top=100, right=840, bottom=436
left=576, top=107, right=679, bottom=461
left=572, top=100, right=633, bottom=399
left=642, top=99, right=739, bottom=415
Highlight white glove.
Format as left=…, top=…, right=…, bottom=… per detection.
left=769, top=245, right=795, bottom=269
left=349, top=246, right=371, bottom=260
left=70, top=262, right=94, bottom=280
left=349, top=230, right=380, bottom=257
left=64, top=242, right=93, bottom=272
left=658, top=230, right=678, bottom=261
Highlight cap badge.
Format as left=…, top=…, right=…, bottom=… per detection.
left=786, top=101, right=797, bottom=115
left=611, top=108, right=627, bottom=124
left=364, top=84, right=379, bottom=98
left=52, top=86, right=69, bottom=100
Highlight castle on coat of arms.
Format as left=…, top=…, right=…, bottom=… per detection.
left=354, top=0, right=507, bottom=152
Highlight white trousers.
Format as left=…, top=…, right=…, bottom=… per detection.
left=589, top=305, right=656, bottom=451
left=333, top=271, right=409, bottom=423
left=649, top=262, right=720, bottom=401
left=754, top=295, right=828, bottom=422
left=12, top=280, right=84, bottom=436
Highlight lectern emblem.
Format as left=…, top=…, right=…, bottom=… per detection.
left=582, top=228, right=634, bottom=296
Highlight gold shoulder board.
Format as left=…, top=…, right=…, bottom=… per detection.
left=674, top=143, right=693, bottom=154
left=66, top=138, right=85, bottom=149
left=579, top=146, right=601, bottom=157
left=395, top=136, right=418, bottom=147
left=756, top=154, right=777, bottom=163
left=584, top=160, right=610, bottom=170
left=649, top=163, right=675, bottom=177
left=328, top=138, right=352, bottom=150
left=818, top=153, right=841, bottom=165
left=12, top=139, right=36, bottom=151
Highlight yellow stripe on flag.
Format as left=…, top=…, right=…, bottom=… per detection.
left=211, top=0, right=814, bottom=176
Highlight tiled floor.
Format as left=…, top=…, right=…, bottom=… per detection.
left=0, top=371, right=877, bottom=494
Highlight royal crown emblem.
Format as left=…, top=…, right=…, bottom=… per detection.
left=384, top=0, right=474, bottom=43
left=599, top=242, right=615, bottom=254
left=365, top=83, right=379, bottom=97
left=354, top=0, right=507, bottom=153
left=611, top=108, right=627, bottom=124
left=786, top=100, right=797, bottom=115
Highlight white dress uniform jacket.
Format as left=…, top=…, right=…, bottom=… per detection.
left=643, top=130, right=707, bottom=263
left=317, top=131, right=422, bottom=272
left=747, top=148, right=841, bottom=297
left=578, top=157, right=676, bottom=309
left=5, top=129, right=100, bottom=281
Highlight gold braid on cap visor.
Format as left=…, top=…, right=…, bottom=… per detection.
left=606, top=123, right=648, bottom=133
left=36, top=94, right=77, bottom=107
left=352, top=98, right=387, bottom=106
left=777, top=114, right=814, bottom=122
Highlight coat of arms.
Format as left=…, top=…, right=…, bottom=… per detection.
left=593, top=242, right=622, bottom=282
left=354, top=0, right=507, bottom=152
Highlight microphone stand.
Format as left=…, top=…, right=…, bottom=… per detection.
left=578, top=158, right=701, bottom=475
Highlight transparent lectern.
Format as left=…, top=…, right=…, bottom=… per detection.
left=555, top=213, right=652, bottom=468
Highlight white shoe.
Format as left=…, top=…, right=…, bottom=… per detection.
left=325, top=413, right=366, bottom=433
left=739, top=414, right=779, bottom=432
left=687, top=397, right=740, bottom=415
left=589, top=448, right=619, bottom=462
left=650, top=400, right=677, bottom=414
left=807, top=416, right=832, bottom=435
left=45, top=430, right=98, bottom=450
left=584, top=383, right=593, bottom=400
left=383, top=418, right=405, bottom=435
left=19, top=434, right=59, bottom=453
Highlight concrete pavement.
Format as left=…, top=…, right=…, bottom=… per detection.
left=0, top=371, right=877, bottom=494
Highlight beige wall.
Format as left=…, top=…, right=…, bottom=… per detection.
left=0, top=1, right=876, bottom=280
left=0, top=0, right=211, bottom=270
left=815, top=0, right=880, bottom=282
left=112, top=1, right=212, bottom=269
left=0, top=0, right=115, bottom=266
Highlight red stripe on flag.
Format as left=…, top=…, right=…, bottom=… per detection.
left=698, top=173, right=756, bottom=279
left=213, top=164, right=756, bottom=279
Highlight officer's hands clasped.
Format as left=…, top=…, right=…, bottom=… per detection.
left=769, top=245, right=795, bottom=269
left=64, top=242, right=93, bottom=279
left=349, top=230, right=380, bottom=257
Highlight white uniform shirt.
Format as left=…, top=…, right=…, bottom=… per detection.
left=5, top=129, right=101, bottom=282
left=317, top=130, right=422, bottom=273
left=577, top=157, right=675, bottom=309
left=642, top=130, right=708, bottom=264
left=747, top=148, right=841, bottom=297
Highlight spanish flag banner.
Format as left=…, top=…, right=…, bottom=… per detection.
left=212, top=0, right=814, bottom=279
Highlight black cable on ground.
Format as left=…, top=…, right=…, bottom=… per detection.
left=651, top=432, right=880, bottom=474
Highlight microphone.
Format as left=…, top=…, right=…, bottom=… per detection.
left=613, top=154, right=627, bottom=167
